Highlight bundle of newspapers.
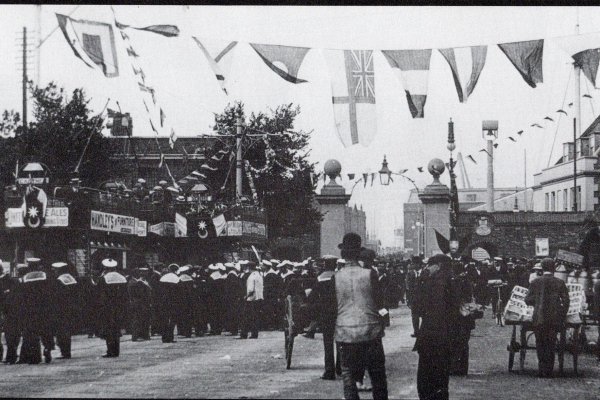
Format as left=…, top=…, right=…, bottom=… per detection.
left=503, top=284, right=586, bottom=324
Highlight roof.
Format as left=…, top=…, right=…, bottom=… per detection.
left=581, top=113, right=600, bottom=138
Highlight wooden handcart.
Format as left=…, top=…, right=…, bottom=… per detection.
left=506, top=320, right=581, bottom=375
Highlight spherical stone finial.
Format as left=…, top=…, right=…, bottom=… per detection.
left=324, top=159, right=342, bottom=184
left=428, top=158, right=445, bottom=180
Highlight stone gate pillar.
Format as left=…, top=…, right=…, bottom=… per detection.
left=316, top=160, right=351, bottom=257
left=418, top=158, right=450, bottom=257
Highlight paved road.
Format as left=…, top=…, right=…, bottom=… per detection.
left=1, top=306, right=599, bottom=399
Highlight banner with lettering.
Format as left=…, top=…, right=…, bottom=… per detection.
left=90, top=210, right=137, bottom=234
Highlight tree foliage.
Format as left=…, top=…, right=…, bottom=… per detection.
left=211, top=102, right=321, bottom=239
left=0, top=82, right=114, bottom=188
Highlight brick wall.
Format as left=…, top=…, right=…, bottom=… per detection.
left=457, top=211, right=599, bottom=259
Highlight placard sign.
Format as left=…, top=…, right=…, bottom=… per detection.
left=504, top=284, right=585, bottom=323
left=226, top=221, right=242, bottom=236
left=5, top=207, right=69, bottom=228
left=535, top=238, right=549, bottom=256
left=556, top=249, right=584, bottom=266
left=136, top=219, right=147, bottom=237
left=90, top=210, right=136, bottom=234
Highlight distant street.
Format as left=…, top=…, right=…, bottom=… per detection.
left=1, top=307, right=599, bottom=399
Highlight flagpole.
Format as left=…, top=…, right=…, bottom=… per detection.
left=74, top=98, right=110, bottom=174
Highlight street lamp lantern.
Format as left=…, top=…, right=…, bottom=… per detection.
left=379, top=155, right=392, bottom=186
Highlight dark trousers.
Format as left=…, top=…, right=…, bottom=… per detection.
left=240, top=301, right=261, bottom=338
left=161, top=314, right=176, bottom=343
left=5, top=332, right=20, bottom=363
left=194, top=304, right=208, bottom=336
left=322, top=328, right=337, bottom=376
left=105, top=332, right=120, bottom=357
left=411, top=310, right=421, bottom=335
left=450, top=326, right=471, bottom=375
left=534, top=326, right=559, bottom=377
left=56, top=332, right=72, bottom=357
left=417, top=346, right=450, bottom=400
left=338, top=338, right=388, bottom=400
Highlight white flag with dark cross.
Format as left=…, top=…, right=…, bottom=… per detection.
left=323, top=49, right=377, bottom=147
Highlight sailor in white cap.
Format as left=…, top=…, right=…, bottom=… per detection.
left=221, top=263, right=241, bottom=335
left=19, top=257, right=56, bottom=364
left=262, top=259, right=283, bottom=331
left=177, top=266, right=195, bottom=338
left=207, top=262, right=227, bottom=335
left=52, top=261, right=79, bottom=359
left=158, top=264, right=181, bottom=343
left=97, top=258, right=128, bottom=357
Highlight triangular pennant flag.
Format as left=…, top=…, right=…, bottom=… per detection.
left=191, top=170, right=207, bottom=179
left=398, top=169, right=408, bottom=174
left=142, top=100, right=150, bottom=113
left=370, top=173, right=375, bottom=187
left=250, top=43, right=310, bottom=84
left=434, top=229, right=451, bottom=255
left=554, top=32, right=600, bottom=88
left=573, top=49, right=600, bottom=88
left=169, top=128, right=177, bottom=149
left=56, top=13, right=119, bottom=77
left=114, top=19, right=179, bottom=37
left=466, top=155, right=477, bottom=164
left=149, top=118, right=159, bottom=135
left=132, top=65, right=146, bottom=83
left=439, top=45, right=487, bottom=102
left=323, top=49, right=377, bottom=147
left=417, top=167, right=424, bottom=173
left=201, top=163, right=218, bottom=172
left=120, top=30, right=129, bottom=41
left=211, top=154, right=224, bottom=162
left=497, top=39, right=544, bottom=88
left=381, top=49, right=432, bottom=118
left=362, top=173, right=368, bottom=187
left=160, top=108, right=166, bottom=128
left=126, top=46, right=139, bottom=58
left=348, top=173, right=355, bottom=180
left=192, top=37, right=237, bottom=95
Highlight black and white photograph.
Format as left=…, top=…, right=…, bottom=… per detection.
left=0, top=4, right=599, bottom=399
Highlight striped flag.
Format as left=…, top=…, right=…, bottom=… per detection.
left=439, top=45, right=487, bottom=102
left=192, top=37, right=237, bottom=95
left=381, top=49, right=432, bottom=118
left=56, top=13, right=119, bottom=77
left=323, top=49, right=377, bottom=147
left=497, top=39, right=544, bottom=88
left=250, top=43, right=310, bottom=84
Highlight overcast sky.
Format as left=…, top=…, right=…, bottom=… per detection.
left=1, top=5, right=600, bottom=247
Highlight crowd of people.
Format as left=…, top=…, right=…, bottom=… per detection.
left=0, top=236, right=599, bottom=400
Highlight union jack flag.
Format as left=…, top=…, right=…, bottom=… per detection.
left=349, top=50, right=375, bottom=99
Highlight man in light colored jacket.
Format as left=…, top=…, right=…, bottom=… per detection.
left=239, top=261, right=263, bottom=339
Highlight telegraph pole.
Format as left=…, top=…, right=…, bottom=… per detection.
left=22, top=26, right=28, bottom=134
left=235, top=117, right=243, bottom=199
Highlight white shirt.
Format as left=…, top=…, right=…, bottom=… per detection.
left=246, top=270, right=264, bottom=301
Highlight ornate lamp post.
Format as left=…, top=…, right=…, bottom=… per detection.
left=378, top=155, right=392, bottom=186
left=447, top=119, right=459, bottom=257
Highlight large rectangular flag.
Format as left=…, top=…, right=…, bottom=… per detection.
left=381, top=49, right=432, bottom=118
left=323, top=49, right=377, bottom=147
left=439, top=46, right=487, bottom=103
left=56, top=13, right=119, bottom=77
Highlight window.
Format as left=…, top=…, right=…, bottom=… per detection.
left=551, top=191, right=556, bottom=211
left=466, top=194, right=477, bottom=202
left=563, top=189, right=568, bottom=211
left=545, top=193, right=549, bottom=211
left=570, top=186, right=582, bottom=211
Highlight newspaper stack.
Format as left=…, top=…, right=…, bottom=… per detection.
left=503, top=284, right=585, bottom=323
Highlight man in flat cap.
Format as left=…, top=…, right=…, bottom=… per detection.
left=334, top=233, right=388, bottom=400
left=97, top=258, right=128, bottom=357
left=525, top=258, right=569, bottom=378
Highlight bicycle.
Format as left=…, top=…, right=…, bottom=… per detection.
left=488, top=280, right=507, bottom=327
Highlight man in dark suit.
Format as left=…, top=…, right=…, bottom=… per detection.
left=405, top=256, right=422, bottom=338
left=524, top=258, right=570, bottom=378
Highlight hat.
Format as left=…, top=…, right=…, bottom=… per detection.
left=336, top=259, right=346, bottom=265
left=158, top=180, right=168, bottom=186
left=224, top=262, right=235, bottom=269
left=338, top=232, right=362, bottom=251
left=270, top=259, right=280, bottom=265
left=481, top=259, right=490, bottom=265
left=533, top=263, right=543, bottom=271
left=428, top=254, right=452, bottom=265
left=262, top=260, right=273, bottom=267
left=26, top=257, right=41, bottom=264
left=177, top=265, right=190, bottom=274
left=208, top=264, right=219, bottom=270
left=51, top=262, right=68, bottom=269
left=137, top=178, right=146, bottom=184
left=540, top=257, right=555, bottom=272
left=494, top=257, right=503, bottom=261
left=216, top=263, right=226, bottom=271
left=102, top=258, right=118, bottom=268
